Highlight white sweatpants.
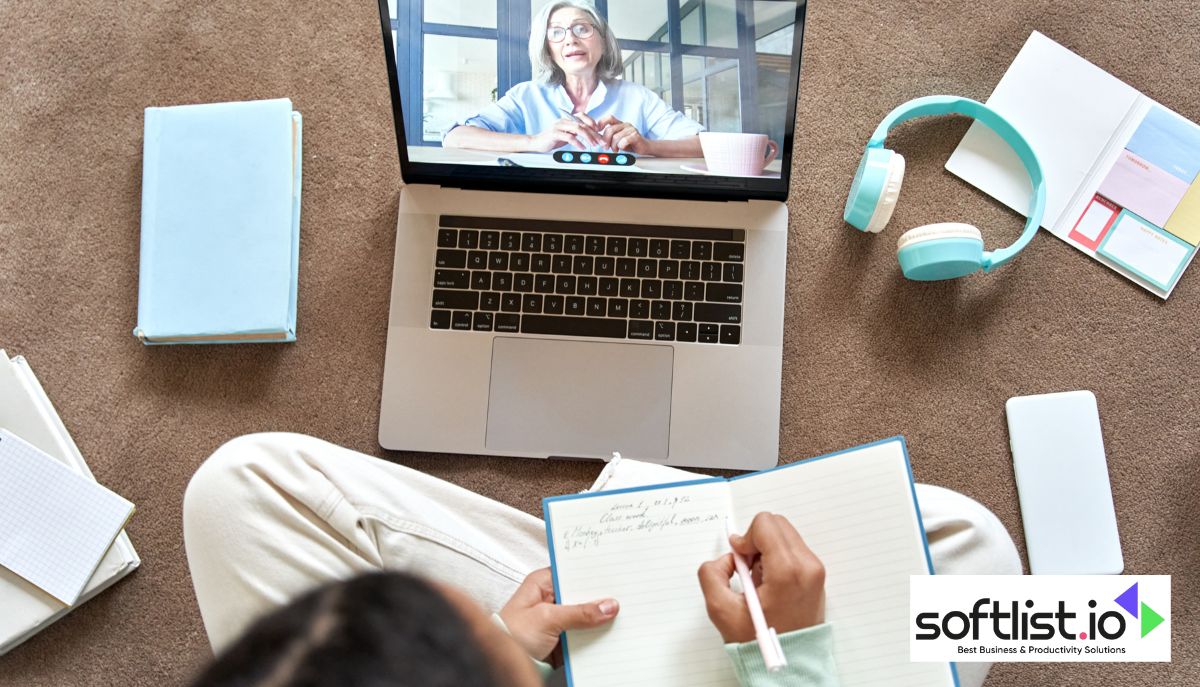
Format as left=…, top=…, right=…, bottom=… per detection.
left=183, top=433, right=1021, bottom=686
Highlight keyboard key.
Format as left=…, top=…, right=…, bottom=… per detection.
left=458, top=229, right=479, bottom=249
left=650, top=239, right=669, bottom=258
left=713, top=242, right=744, bottom=261
left=552, top=255, right=573, bottom=273
left=599, top=277, right=619, bottom=297
left=522, top=233, right=542, bottom=252
left=723, top=263, right=743, bottom=283
left=670, top=240, right=690, bottom=259
left=480, top=292, right=501, bottom=311
left=659, top=260, right=679, bottom=279
left=535, top=274, right=555, bottom=294
left=437, top=229, right=458, bottom=248
left=432, top=290, right=479, bottom=310
left=501, top=293, right=521, bottom=312
left=620, top=279, right=640, bottom=298
left=631, top=299, right=650, bottom=319
left=607, top=298, right=629, bottom=317
left=672, top=301, right=693, bottom=321
left=480, top=230, right=500, bottom=250
left=523, top=294, right=543, bottom=313
left=685, top=282, right=706, bottom=301
left=501, top=232, right=520, bottom=251
left=637, top=259, right=657, bottom=278
left=556, top=275, right=577, bottom=294
left=720, top=325, right=741, bottom=345
left=577, top=276, right=598, bottom=296
left=489, top=252, right=509, bottom=271
left=511, top=253, right=530, bottom=272
left=606, top=236, right=627, bottom=256
left=641, top=279, right=662, bottom=299
left=677, top=322, right=697, bottom=342
left=430, top=310, right=451, bottom=329
left=436, top=249, right=467, bottom=268
left=522, top=315, right=626, bottom=339
left=594, top=257, right=616, bottom=275
left=513, top=273, right=535, bottom=293
left=493, top=273, right=513, bottom=291
left=564, top=297, right=586, bottom=316
left=471, top=271, right=491, bottom=290
left=531, top=254, right=552, bottom=273
left=468, top=251, right=488, bottom=270
left=544, top=295, right=565, bottom=314
left=586, top=236, right=605, bottom=255
left=692, top=241, right=713, bottom=260
left=434, top=269, right=470, bottom=289
left=681, top=260, right=701, bottom=280
left=544, top=234, right=563, bottom=253
left=495, top=313, right=520, bottom=332
left=452, top=311, right=472, bottom=330
left=701, top=262, right=721, bottom=281
left=699, top=323, right=719, bottom=344
left=564, top=234, right=585, bottom=254
left=628, top=238, right=648, bottom=257
left=695, top=303, right=741, bottom=324
left=628, top=320, right=653, bottom=340
left=573, top=255, right=594, bottom=275
left=587, top=297, right=606, bottom=317
left=663, top=280, right=683, bottom=300
left=655, top=321, right=675, bottom=341
left=616, top=258, right=637, bottom=277
left=652, top=300, right=671, bottom=320
left=706, top=283, right=743, bottom=303
left=472, top=312, right=494, bottom=331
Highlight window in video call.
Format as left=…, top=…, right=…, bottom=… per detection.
left=385, top=0, right=803, bottom=178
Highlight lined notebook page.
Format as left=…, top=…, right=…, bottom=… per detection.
left=730, top=440, right=954, bottom=687
left=546, top=480, right=736, bottom=687
left=0, top=430, right=134, bottom=605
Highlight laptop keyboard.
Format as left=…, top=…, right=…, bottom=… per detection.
left=429, top=215, right=745, bottom=345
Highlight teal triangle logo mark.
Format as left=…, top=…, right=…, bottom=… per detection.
left=1141, top=602, right=1164, bottom=637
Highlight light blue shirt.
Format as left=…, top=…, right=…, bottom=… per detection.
left=448, top=79, right=704, bottom=150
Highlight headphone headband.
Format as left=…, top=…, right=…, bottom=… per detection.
left=867, top=96, right=1046, bottom=270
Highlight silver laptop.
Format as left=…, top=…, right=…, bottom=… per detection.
left=375, top=0, right=807, bottom=470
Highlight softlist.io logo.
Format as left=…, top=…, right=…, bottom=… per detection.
left=909, top=575, right=1170, bottom=662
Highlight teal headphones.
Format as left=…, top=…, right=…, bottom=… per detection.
left=843, top=96, right=1047, bottom=281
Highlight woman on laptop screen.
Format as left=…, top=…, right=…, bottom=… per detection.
left=442, top=0, right=704, bottom=157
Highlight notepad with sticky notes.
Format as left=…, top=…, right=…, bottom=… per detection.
left=0, top=429, right=135, bottom=606
left=542, top=437, right=955, bottom=687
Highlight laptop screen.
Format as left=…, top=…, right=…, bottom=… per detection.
left=379, top=0, right=807, bottom=200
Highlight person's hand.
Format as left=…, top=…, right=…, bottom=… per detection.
left=498, top=567, right=619, bottom=661
left=596, top=115, right=649, bottom=153
left=527, top=116, right=604, bottom=152
left=697, top=513, right=826, bottom=644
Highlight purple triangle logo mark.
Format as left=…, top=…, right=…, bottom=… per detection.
left=1115, top=582, right=1139, bottom=617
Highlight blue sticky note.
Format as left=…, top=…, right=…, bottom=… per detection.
left=135, top=99, right=302, bottom=344
left=1124, top=106, right=1200, bottom=183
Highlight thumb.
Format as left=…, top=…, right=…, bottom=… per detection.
left=547, top=598, right=620, bottom=631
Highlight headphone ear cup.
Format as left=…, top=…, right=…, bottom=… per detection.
left=865, top=153, right=905, bottom=233
left=844, top=148, right=905, bottom=233
left=896, top=222, right=985, bottom=281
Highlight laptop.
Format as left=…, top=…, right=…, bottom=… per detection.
left=375, top=0, right=807, bottom=470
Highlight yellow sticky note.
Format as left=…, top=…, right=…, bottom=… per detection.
left=1164, top=178, right=1200, bottom=245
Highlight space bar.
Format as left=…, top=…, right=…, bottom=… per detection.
left=520, top=315, right=627, bottom=339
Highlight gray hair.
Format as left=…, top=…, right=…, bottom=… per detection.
left=529, top=0, right=624, bottom=85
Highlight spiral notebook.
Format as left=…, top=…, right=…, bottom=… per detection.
left=543, top=437, right=957, bottom=687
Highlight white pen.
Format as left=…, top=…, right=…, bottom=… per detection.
left=726, top=519, right=787, bottom=671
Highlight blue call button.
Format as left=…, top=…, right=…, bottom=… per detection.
left=580, top=153, right=593, bottom=163
left=615, top=155, right=628, bottom=165
left=561, top=152, right=574, bottom=162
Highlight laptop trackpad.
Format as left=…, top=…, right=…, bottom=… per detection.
left=486, top=337, right=672, bottom=460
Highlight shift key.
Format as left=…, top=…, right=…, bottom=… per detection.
left=432, top=290, right=479, bottom=310
left=694, top=303, right=741, bottom=324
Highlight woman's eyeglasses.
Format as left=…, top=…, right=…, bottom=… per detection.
left=547, top=22, right=595, bottom=43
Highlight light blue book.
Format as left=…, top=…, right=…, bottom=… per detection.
left=135, top=98, right=302, bottom=344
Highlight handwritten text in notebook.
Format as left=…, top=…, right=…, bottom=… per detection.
left=543, top=438, right=956, bottom=687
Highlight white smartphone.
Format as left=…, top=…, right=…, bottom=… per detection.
left=1006, top=390, right=1124, bottom=574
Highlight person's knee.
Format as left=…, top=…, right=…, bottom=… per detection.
left=183, top=432, right=309, bottom=530
left=918, top=484, right=1023, bottom=576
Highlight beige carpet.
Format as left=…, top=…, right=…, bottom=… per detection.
left=0, top=0, right=1195, bottom=684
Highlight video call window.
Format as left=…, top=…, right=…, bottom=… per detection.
left=387, top=0, right=801, bottom=153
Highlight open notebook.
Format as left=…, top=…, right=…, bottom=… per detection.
left=543, top=437, right=956, bottom=687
